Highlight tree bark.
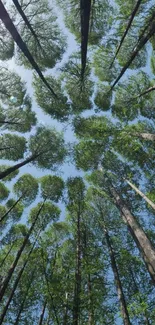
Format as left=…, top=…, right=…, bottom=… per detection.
left=0, top=1, right=57, bottom=98
left=0, top=240, right=37, bottom=324
left=132, top=132, right=155, bottom=141
left=0, top=201, right=45, bottom=302
left=110, top=186, right=155, bottom=284
left=125, top=179, right=155, bottom=210
left=73, top=209, right=82, bottom=325
left=38, top=301, right=47, bottom=325
left=139, top=85, right=155, bottom=97
left=103, top=225, right=131, bottom=325
left=0, top=243, right=14, bottom=268
left=110, top=0, right=142, bottom=68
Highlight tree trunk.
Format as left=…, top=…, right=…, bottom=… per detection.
left=110, top=0, right=142, bottom=67
left=139, top=85, right=155, bottom=97
left=73, top=210, right=81, bottom=325
left=80, top=0, right=91, bottom=79
left=0, top=239, right=37, bottom=324
left=103, top=225, right=131, bottom=325
left=14, top=271, right=35, bottom=325
left=88, top=274, right=93, bottom=325
left=109, top=186, right=155, bottom=284
left=0, top=243, right=14, bottom=268
left=0, top=153, right=40, bottom=180
left=0, top=201, right=45, bottom=301
left=132, top=132, right=155, bottom=141
left=0, top=192, right=26, bottom=224
left=111, top=15, right=155, bottom=89
left=12, top=0, right=42, bottom=48
left=38, top=301, right=47, bottom=325
left=125, top=179, right=155, bottom=210
left=63, top=292, right=69, bottom=325
left=0, top=1, right=57, bottom=98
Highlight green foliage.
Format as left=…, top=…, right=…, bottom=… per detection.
left=94, top=84, right=112, bottom=111
left=13, top=174, right=39, bottom=206
left=6, top=198, right=24, bottom=222
left=0, top=165, right=19, bottom=181
left=0, top=133, right=27, bottom=160
left=0, top=182, right=9, bottom=201
left=29, top=201, right=61, bottom=230
left=40, top=175, right=65, bottom=202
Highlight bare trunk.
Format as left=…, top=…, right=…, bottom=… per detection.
left=0, top=201, right=45, bottom=301
left=14, top=271, right=35, bottom=325
left=73, top=210, right=81, bottom=325
left=103, top=225, right=131, bottom=325
left=111, top=16, right=155, bottom=89
left=63, top=292, right=69, bottom=325
left=0, top=192, right=26, bottom=224
left=125, top=179, right=155, bottom=210
left=88, top=274, right=93, bottom=325
left=110, top=0, right=142, bottom=67
left=132, top=132, right=155, bottom=141
left=110, top=186, right=155, bottom=284
left=80, top=0, right=91, bottom=79
left=0, top=243, right=14, bottom=268
left=0, top=153, right=40, bottom=180
left=139, top=85, right=155, bottom=97
left=0, top=239, right=37, bottom=324
left=0, top=1, right=57, bottom=98
left=38, top=301, right=47, bottom=325
left=12, top=0, right=42, bottom=48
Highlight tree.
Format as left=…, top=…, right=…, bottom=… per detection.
left=40, top=175, right=64, bottom=202
left=14, top=174, right=39, bottom=206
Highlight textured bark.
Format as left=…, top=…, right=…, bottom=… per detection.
left=110, top=0, right=142, bottom=67
left=103, top=225, right=131, bottom=325
left=132, top=132, right=155, bottom=141
left=80, top=0, right=91, bottom=79
left=38, top=301, right=47, bottom=325
left=0, top=1, right=57, bottom=98
left=0, top=192, right=26, bottom=224
left=110, top=186, right=155, bottom=284
left=111, top=16, right=155, bottom=89
left=0, top=241, right=37, bottom=324
left=125, top=179, right=155, bottom=210
left=0, top=201, right=45, bottom=301
left=73, top=210, right=81, bottom=325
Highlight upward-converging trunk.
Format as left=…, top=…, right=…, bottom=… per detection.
left=38, top=301, right=47, bottom=325
left=0, top=201, right=45, bottom=302
left=109, top=186, right=155, bottom=284
left=14, top=271, right=35, bottom=325
left=0, top=0, right=57, bottom=98
left=111, top=13, right=155, bottom=89
left=110, top=0, right=142, bottom=68
left=103, top=225, right=132, bottom=325
left=80, top=0, right=91, bottom=79
left=125, top=179, right=155, bottom=210
left=73, top=210, right=82, bottom=325
left=0, top=192, right=26, bottom=224
left=0, top=238, right=38, bottom=325
left=12, top=0, right=42, bottom=48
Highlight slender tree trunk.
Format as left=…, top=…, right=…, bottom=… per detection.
left=109, top=186, right=155, bottom=284
left=110, top=0, right=142, bottom=67
left=0, top=243, right=14, bottom=268
left=0, top=192, right=26, bottom=224
left=14, top=271, right=35, bottom=325
left=124, top=179, right=155, bottom=210
left=103, top=225, right=131, bottom=325
left=38, top=301, right=47, bottom=325
left=0, top=201, right=45, bottom=301
left=12, top=0, right=42, bottom=48
left=63, top=292, right=69, bottom=325
left=0, top=239, right=37, bottom=324
left=0, top=152, right=40, bottom=180
left=111, top=16, right=155, bottom=89
left=0, top=0, right=57, bottom=98
left=80, top=0, right=91, bottom=79
left=73, top=210, right=82, bottom=325
left=131, top=132, right=155, bottom=141
left=139, top=85, right=155, bottom=97
left=88, top=274, right=93, bottom=325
